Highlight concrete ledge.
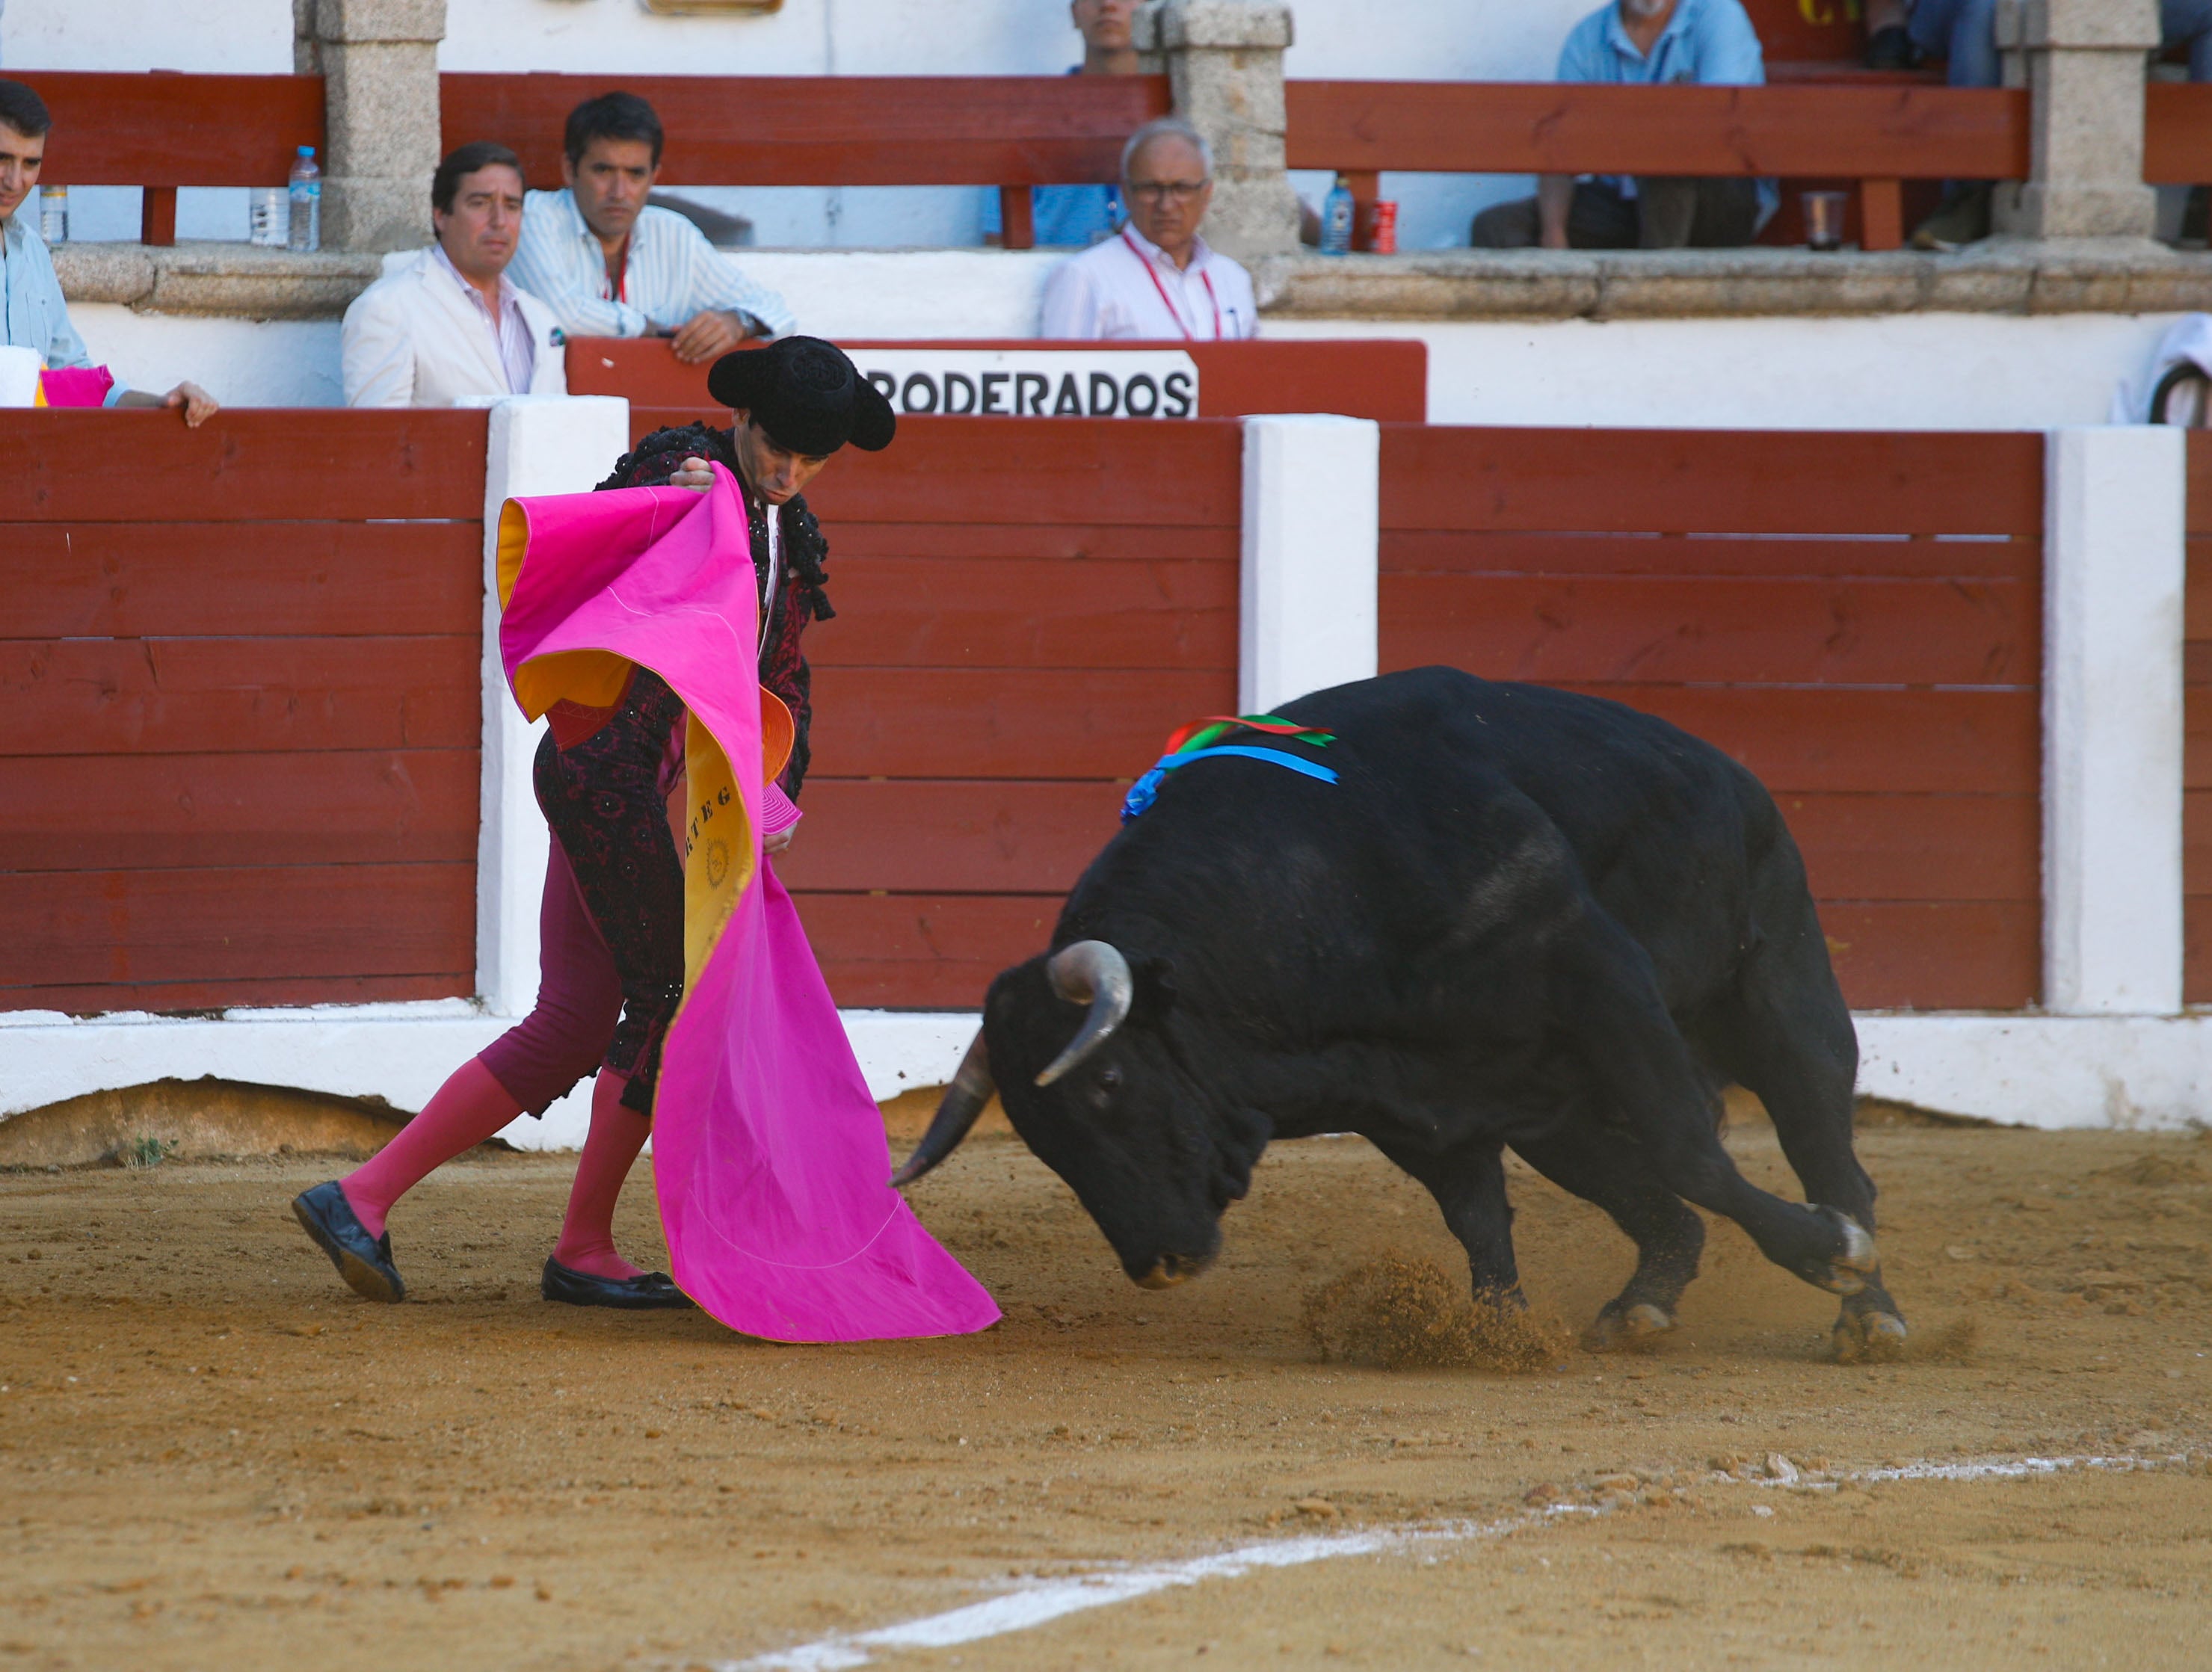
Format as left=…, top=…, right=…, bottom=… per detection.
left=0, top=1003, right=981, bottom=1153
left=1856, top=1013, right=2210, bottom=1131
left=1253, top=237, right=2212, bottom=321
left=3, top=1002, right=2201, bottom=1142
left=52, top=237, right=2212, bottom=327
left=52, top=241, right=384, bottom=320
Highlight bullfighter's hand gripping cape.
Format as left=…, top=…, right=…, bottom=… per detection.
left=496, top=464, right=1000, bottom=1342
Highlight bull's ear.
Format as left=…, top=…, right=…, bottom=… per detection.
left=1133, top=954, right=1179, bottom=1022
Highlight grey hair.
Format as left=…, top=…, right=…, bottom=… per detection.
left=1120, top=116, right=1214, bottom=183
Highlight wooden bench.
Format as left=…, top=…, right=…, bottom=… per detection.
left=440, top=73, right=1170, bottom=251
left=1285, top=78, right=2026, bottom=252
left=1, top=72, right=324, bottom=247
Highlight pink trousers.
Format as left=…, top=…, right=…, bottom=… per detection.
left=477, top=839, right=626, bottom=1117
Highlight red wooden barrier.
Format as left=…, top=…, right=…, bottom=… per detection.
left=1286, top=80, right=2027, bottom=252
left=2146, top=81, right=2212, bottom=184
left=442, top=73, right=1170, bottom=251
left=2183, top=433, right=2212, bottom=1000
left=0, top=410, right=488, bottom=1014
left=1379, top=425, right=2045, bottom=1012
left=1, top=72, right=324, bottom=247
left=776, top=417, right=1242, bottom=1007
left=564, top=337, right=1428, bottom=442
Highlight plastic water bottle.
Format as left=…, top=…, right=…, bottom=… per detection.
left=288, top=146, right=321, bottom=253
left=1320, top=175, right=1354, bottom=256
left=38, top=185, right=66, bottom=244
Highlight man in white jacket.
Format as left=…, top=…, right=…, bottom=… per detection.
left=342, top=142, right=569, bottom=407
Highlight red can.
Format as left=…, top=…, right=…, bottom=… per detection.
left=1366, top=200, right=1399, bottom=255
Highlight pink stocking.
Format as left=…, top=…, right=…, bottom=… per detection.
left=341, top=1056, right=523, bottom=1241
left=550, top=1070, right=652, bottom=1280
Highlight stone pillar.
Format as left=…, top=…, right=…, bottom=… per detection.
left=1994, top=0, right=2160, bottom=239
left=1138, top=0, right=1299, bottom=261
left=294, top=0, right=446, bottom=253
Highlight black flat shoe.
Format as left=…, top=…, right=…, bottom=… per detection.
left=292, top=1181, right=405, bottom=1303
left=541, top=1256, right=694, bottom=1310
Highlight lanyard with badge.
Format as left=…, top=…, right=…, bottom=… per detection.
left=1121, top=228, right=1221, bottom=341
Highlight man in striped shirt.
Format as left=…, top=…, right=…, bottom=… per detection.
left=510, top=91, right=793, bottom=362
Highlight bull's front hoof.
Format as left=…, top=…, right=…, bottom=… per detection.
left=1831, top=1306, right=1908, bottom=1364
left=1584, top=1300, right=1674, bottom=1354
left=1133, top=1251, right=1213, bottom=1289
left=1808, top=1208, right=1879, bottom=1296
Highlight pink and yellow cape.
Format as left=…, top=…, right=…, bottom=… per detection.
left=496, top=465, right=999, bottom=1342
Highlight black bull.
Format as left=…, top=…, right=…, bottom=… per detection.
left=896, top=667, right=1908, bottom=1357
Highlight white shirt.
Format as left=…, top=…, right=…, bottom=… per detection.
left=433, top=243, right=537, bottom=395
left=508, top=189, right=794, bottom=341
left=340, top=248, right=568, bottom=408
left=1038, top=224, right=1258, bottom=342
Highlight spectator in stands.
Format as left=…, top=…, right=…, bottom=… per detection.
left=341, top=141, right=567, bottom=407
left=510, top=92, right=792, bottom=360
left=1468, top=0, right=1774, bottom=250
left=1038, top=117, right=1258, bottom=339
left=982, top=0, right=1138, bottom=247
left=1905, top=0, right=2212, bottom=246
left=0, top=79, right=217, bottom=422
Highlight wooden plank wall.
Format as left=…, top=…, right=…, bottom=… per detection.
left=441, top=74, right=1170, bottom=192
left=1, top=410, right=490, bottom=1014
left=2186, top=432, right=2212, bottom=1001
left=779, top=417, right=1242, bottom=1008
left=1378, top=427, right=2045, bottom=1011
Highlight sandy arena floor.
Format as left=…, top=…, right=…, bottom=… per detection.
left=2, top=1114, right=2209, bottom=1671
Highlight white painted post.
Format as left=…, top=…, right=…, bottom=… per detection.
left=1239, top=413, right=1380, bottom=715
left=475, top=395, right=632, bottom=1017
left=2042, top=425, right=2186, bottom=1016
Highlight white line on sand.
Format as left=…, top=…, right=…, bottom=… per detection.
left=721, top=1453, right=2174, bottom=1671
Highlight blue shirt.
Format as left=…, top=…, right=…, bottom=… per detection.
left=1556, top=0, right=1775, bottom=228
left=979, top=65, right=1124, bottom=248
left=981, top=183, right=1123, bottom=248
left=0, top=210, right=125, bottom=404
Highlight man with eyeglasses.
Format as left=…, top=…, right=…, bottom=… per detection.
left=1037, top=117, right=1257, bottom=341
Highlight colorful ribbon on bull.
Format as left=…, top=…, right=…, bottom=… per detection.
left=1121, top=713, right=1339, bottom=821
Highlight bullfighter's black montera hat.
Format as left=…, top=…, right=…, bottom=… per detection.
left=706, top=336, right=896, bottom=457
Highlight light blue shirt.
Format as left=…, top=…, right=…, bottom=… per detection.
left=1556, top=0, right=1776, bottom=227
left=508, top=188, right=794, bottom=341
left=0, top=211, right=125, bottom=404
left=981, top=183, right=1123, bottom=248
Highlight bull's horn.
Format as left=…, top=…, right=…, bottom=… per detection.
left=1035, top=940, right=1133, bottom=1087
left=890, top=1031, right=996, bottom=1187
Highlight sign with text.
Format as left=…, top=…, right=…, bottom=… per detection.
left=850, top=348, right=1201, bottom=421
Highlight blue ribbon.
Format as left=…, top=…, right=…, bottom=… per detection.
left=1121, top=744, right=1340, bottom=823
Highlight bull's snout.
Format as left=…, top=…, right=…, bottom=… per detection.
left=1133, top=1250, right=1216, bottom=1289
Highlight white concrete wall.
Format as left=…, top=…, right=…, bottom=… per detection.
left=1265, top=311, right=2190, bottom=431
left=69, top=303, right=345, bottom=407
left=70, top=271, right=2184, bottom=437
left=1239, top=413, right=1378, bottom=712
left=2041, top=425, right=2187, bottom=1017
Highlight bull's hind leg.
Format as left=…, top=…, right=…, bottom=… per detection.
left=1557, top=921, right=1879, bottom=1304
left=1705, top=922, right=1908, bottom=1360
left=1510, top=1128, right=1704, bottom=1351
left=1372, top=1138, right=1525, bottom=1310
